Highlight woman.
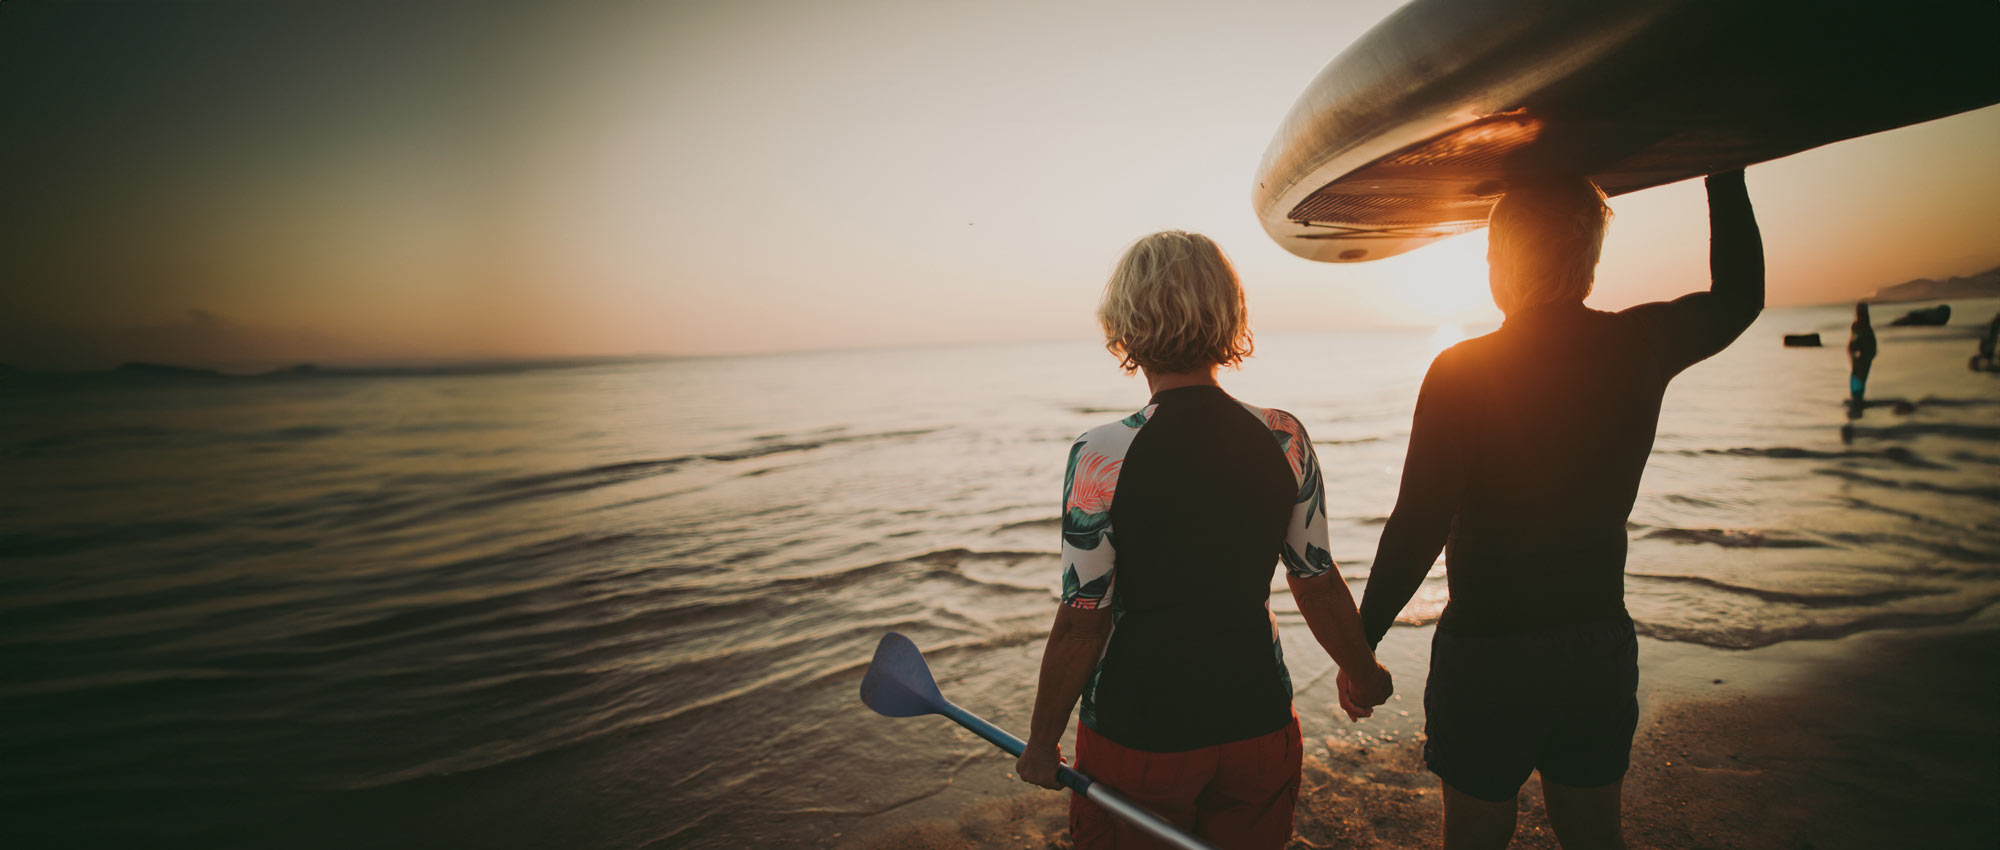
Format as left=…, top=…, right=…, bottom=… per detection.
left=1013, top=230, right=1392, bottom=849
left=1358, top=172, right=1761, bottom=850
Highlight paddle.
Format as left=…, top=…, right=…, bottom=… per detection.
left=859, top=632, right=1219, bottom=850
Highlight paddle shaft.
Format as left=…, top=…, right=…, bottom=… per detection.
left=933, top=701, right=1219, bottom=850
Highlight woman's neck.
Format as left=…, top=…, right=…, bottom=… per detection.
left=1143, top=367, right=1220, bottom=395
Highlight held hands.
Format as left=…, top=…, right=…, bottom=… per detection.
left=1335, top=661, right=1394, bottom=722
left=1015, top=740, right=1066, bottom=790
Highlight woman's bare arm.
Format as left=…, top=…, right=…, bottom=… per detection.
left=1015, top=604, right=1112, bottom=789
left=1289, top=570, right=1392, bottom=717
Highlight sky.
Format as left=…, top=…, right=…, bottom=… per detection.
left=4, top=0, right=1998, bottom=370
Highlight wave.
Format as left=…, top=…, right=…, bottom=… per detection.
left=13, top=418, right=534, bottom=461
left=1814, top=469, right=2000, bottom=504
left=908, top=547, right=1048, bottom=565
left=1378, top=593, right=1995, bottom=650
left=1817, top=530, right=2000, bottom=564
left=11, top=551, right=1053, bottom=791
left=0, top=666, right=250, bottom=699
left=1628, top=572, right=1941, bottom=607
left=1840, top=423, right=2000, bottom=442
left=342, top=612, right=1048, bottom=792
left=383, top=420, right=515, bottom=435
left=244, top=424, right=345, bottom=443
left=687, top=547, right=1054, bottom=601
left=1663, top=493, right=1725, bottom=508
left=1640, top=527, right=1829, bottom=549
left=1358, top=574, right=1996, bottom=651
left=1948, top=450, right=2000, bottom=467
left=1907, top=396, right=2000, bottom=408
left=699, top=428, right=934, bottom=462
left=11, top=425, right=179, bottom=456
left=1634, top=604, right=1994, bottom=650
left=0, top=518, right=218, bottom=560
left=1676, top=445, right=1947, bottom=470
left=348, top=428, right=940, bottom=533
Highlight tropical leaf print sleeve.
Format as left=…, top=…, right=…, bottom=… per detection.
left=1058, top=405, right=1153, bottom=609
left=1264, top=409, right=1337, bottom=579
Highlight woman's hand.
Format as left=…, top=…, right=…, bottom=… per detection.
left=1336, top=661, right=1394, bottom=721
left=1015, top=741, right=1066, bottom=790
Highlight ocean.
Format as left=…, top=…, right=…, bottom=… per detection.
left=4, top=301, right=1997, bottom=848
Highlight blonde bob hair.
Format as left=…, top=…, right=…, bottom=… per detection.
left=1487, top=177, right=1613, bottom=314
left=1098, top=230, right=1253, bottom=375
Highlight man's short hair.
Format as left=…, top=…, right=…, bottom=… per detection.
left=1487, top=177, right=1613, bottom=312
left=1098, top=230, right=1252, bottom=375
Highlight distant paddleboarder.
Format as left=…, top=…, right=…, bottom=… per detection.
left=1016, top=231, right=1390, bottom=849
left=1849, top=302, right=1877, bottom=413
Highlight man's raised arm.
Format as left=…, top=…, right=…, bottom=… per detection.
left=1633, top=170, right=1765, bottom=373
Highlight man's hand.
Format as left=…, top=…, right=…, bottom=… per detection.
left=1335, top=661, right=1393, bottom=721
left=1015, top=741, right=1066, bottom=790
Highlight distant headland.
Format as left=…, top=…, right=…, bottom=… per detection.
left=1870, top=265, right=2000, bottom=303
left=0, top=356, right=677, bottom=387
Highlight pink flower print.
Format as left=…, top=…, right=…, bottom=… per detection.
left=1265, top=410, right=1307, bottom=480
left=1066, top=450, right=1121, bottom=514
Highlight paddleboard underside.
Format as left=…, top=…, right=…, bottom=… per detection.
left=1256, top=0, right=2000, bottom=262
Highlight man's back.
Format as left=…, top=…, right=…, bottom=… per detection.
left=1424, top=301, right=1720, bottom=634
left=1359, top=172, right=1763, bottom=644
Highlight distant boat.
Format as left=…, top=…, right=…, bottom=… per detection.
left=1887, top=305, right=1952, bottom=327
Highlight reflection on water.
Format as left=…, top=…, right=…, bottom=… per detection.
left=1, top=301, right=1997, bottom=847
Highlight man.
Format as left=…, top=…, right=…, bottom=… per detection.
left=1349, top=171, right=1761, bottom=849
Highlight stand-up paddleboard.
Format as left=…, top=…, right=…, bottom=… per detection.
left=1254, top=0, right=2000, bottom=263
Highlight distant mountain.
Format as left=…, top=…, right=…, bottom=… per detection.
left=0, top=356, right=679, bottom=390
left=115, top=361, right=228, bottom=379
left=1871, top=266, right=2000, bottom=303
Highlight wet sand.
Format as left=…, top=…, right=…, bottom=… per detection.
left=841, top=609, right=2000, bottom=850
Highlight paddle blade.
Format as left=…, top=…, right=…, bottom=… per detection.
left=860, top=632, right=947, bottom=718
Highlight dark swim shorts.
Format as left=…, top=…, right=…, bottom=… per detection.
left=1421, top=617, right=1639, bottom=802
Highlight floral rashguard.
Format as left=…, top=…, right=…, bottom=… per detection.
left=1057, top=384, right=1334, bottom=752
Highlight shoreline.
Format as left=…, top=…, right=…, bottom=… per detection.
left=840, top=608, right=2000, bottom=849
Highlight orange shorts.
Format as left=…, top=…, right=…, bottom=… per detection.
left=1069, top=717, right=1303, bottom=850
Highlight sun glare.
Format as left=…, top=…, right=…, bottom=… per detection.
left=1428, top=322, right=1469, bottom=354
left=1380, top=231, right=1500, bottom=327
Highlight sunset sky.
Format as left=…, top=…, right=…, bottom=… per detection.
left=5, top=0, right=1998, bottom=370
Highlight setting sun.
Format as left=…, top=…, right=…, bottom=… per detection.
left=1375, top=230, right=1500, bottom=327
left=1428, top=321, right=1471, bottom=354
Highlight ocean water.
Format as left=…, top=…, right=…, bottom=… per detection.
left=3, top=302, right=1997, bottom=848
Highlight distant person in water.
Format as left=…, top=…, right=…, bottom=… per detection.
left=1849, top=302, right=1877, bottom=411
left=1973, top=311, right=2000, bottom=372
left=1015, top=230, right=1391, bottom=849
left=1354, top=172, right=1762, bottom=850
